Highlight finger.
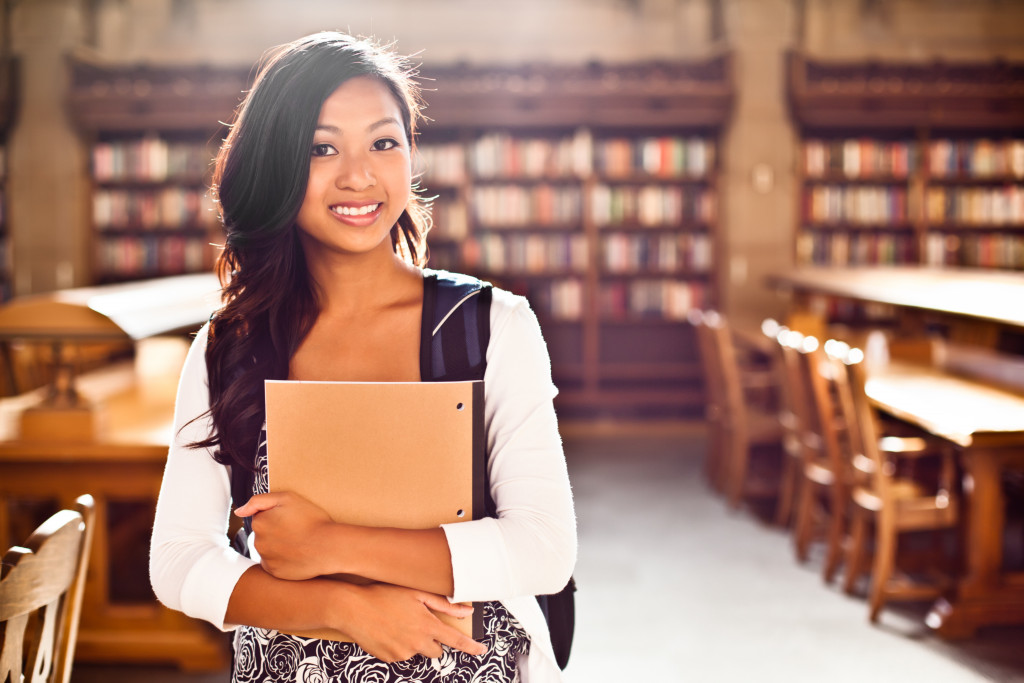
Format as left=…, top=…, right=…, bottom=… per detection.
left=433, top=626, right=487, bottom=657
left=420, top=594, right=474, bottom=618
left=234, top=493, right=285, bottom=517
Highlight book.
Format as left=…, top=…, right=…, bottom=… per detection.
left=264, top=379, right=486, bottom=642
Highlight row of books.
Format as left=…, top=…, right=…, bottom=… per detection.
left=803, top=138, right=1024, bottom=180
left=418, top=132, right=715, bottom=182
left=427, top=200, right=469, bottom=240
left=803, top=185, right=909, bottom=225
left=592, top=184, right=715, bottom=226
left=470, top=185, right=582, bottom=226
left=468, top=131, right=592, bottom=180
left=93, top=188, right=219, bottom=231
left=601, top=233, right=712, bottom=274
left=92, top=138, right=212, bottom=183
left=929, top=139, right=1024, bottom=179
left=96, top=235, right=212, bottom=277
left=803, top=139, right=916, bottom=179
left=924, top=185, right=1024, bottom=226
left=462, top=233, right=589, bottom=274
left=595, top=136, right=715, bottom=178
left=514, top=278, right=585, bottom=321
left=599, top=279, right=706, bottom=321
left=458, top=184, right=717, bottom=228
left=924, top=233, right=1024, bottom=269
left=796, top=231, right=917, bottom=266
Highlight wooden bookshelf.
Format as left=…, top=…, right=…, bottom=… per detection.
left=419, top=58, right=733, bottom=418
left=66, top=57, right=249, bottom=283
left=787, top=52, right=1024, bottom=273
left=64, top=56, right=733, bottom=417
left=0, top=56, right=17, bottom=301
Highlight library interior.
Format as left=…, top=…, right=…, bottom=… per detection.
left=1, top=1, right=1024, bottom=681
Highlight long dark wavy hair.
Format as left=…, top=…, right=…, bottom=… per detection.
left=192, top=32, right=429, bottom=501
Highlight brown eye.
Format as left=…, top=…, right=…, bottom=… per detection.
left=311, top=143, right=336, bottom=157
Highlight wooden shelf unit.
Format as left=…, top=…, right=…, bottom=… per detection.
left=67, top=57, right=250, bottom=283
left=787, top=52, right=1024, bottom=272
left=0, top=56, right=17, bottom=301
left=418, top=58, right=733, bottom=418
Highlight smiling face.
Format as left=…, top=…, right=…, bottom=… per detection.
left=294, top=76, right=413, bottom=265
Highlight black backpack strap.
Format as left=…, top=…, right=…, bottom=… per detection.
left=421, top=270, right=492, bottom=383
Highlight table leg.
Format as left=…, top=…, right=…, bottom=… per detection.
left=926, top=447, right=1024, bottom=639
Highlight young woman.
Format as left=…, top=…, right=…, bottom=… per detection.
left=149, top=31, right=576, bottom=682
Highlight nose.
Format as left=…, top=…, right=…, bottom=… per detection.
left=335, top=150, right=376, bottom=192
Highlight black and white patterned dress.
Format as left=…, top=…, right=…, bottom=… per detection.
left=231, top=431, right=531, bottom=683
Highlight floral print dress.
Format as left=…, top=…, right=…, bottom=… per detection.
left=231, top=431, right=531, bottom=683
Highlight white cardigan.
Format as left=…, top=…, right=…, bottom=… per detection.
left=149, top=285, right=577, bottom=682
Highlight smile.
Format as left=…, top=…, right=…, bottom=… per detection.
left=330, top=203, right=381, bottom=217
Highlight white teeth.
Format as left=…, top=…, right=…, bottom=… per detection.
left=332, top=203, right=379, bottom=216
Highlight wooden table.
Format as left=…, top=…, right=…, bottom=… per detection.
left=767, top=266, right=1024, bottom=329
left=0, top=362, right=229, bottom=671
left=866, top=361, right=1024, bottom=638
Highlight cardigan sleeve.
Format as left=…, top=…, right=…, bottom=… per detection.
left=441, top=288, right=578, bottom=603
left=149, top=323, right=257, bottom=630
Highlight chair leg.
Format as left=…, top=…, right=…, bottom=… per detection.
left=793, top=476, right=815, bottom=563
left=823, top=491, right=846, bottom=584
left=774, top=451, right=797, bottom=527
left=869, top=515, right=897, bottom=623
left=842, top=509, right=870, bottom=595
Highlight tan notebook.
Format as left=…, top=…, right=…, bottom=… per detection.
left=264, top=379, right=485, bottom=642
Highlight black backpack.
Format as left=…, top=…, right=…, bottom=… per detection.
left=424, top=271, right=576, bottom=671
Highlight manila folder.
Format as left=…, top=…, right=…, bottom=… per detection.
left=264, top=379, right=485, bottom=642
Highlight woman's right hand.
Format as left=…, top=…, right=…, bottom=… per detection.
left=338, top=582, right=488, bottom=663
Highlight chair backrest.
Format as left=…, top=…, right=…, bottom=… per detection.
left=1, top=494, right=95, bottom=683
left=699, top=312, right=748, bottom=436
left=776, top=329, right=823, bottom=466
left=798, top=335, right=846, bottom=476
left=689, top=309, right=724, bottom=426
left=824, top=342, right=890, bottom=496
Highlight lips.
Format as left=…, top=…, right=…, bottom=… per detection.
left=328, top=202, right=383, bottom=226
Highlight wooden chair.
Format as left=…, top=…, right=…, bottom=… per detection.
left=692, top=310, right=782, bottom=510
left=826, top=343, right=958, bottom=622
left=1, top=494, right=95, bottom=683
left=762, top=322, right=807, bottom=527
left=788, top=332, right=853, bottom=582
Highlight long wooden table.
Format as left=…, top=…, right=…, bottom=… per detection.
left=0, top=362, right=229, bottom=670
left=767, top=266, right=1024, bottom=329
left=866, top=361, right=1024, bottom=638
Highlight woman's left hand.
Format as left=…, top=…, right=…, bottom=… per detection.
left=235, top=492, right=340, bottom=580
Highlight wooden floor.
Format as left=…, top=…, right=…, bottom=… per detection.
left=72, top=430, right=1024, bottom=682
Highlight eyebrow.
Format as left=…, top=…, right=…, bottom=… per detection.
left=315, top=117, right=403, bottom=135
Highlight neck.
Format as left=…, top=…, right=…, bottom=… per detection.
left=302, top=238, right=420, bottom=317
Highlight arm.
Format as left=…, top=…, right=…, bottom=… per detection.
left=149, top=324, right=485, bottom=661
left=240, top=290, right=576, bottom=603
left=443, top=290, right=578, bottom=601
left=233, top=493, right=457, bottom=596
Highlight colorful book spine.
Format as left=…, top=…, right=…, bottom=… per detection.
left=595, top=136, right=714, bottom=178
left=600, top=232, right=711, bottom=273
left=803, top=139, right=915, bottom=179
left=599, top=279, right=704, bottom=320
left=925, top=185, right=1024, bottom=225
left=591, top=185, right=715, bottom=226
left=929, top=139, right=1024, bottom=179
left=92, top=138, right=210, bottom=182
left=803, top=184, right=908, bottom=225
left=470, top=184, right=581, bottom=226
left=461, top=233, right=588, bottom=274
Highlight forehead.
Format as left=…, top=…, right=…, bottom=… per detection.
left=317, top=76, right=404, bottom=127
